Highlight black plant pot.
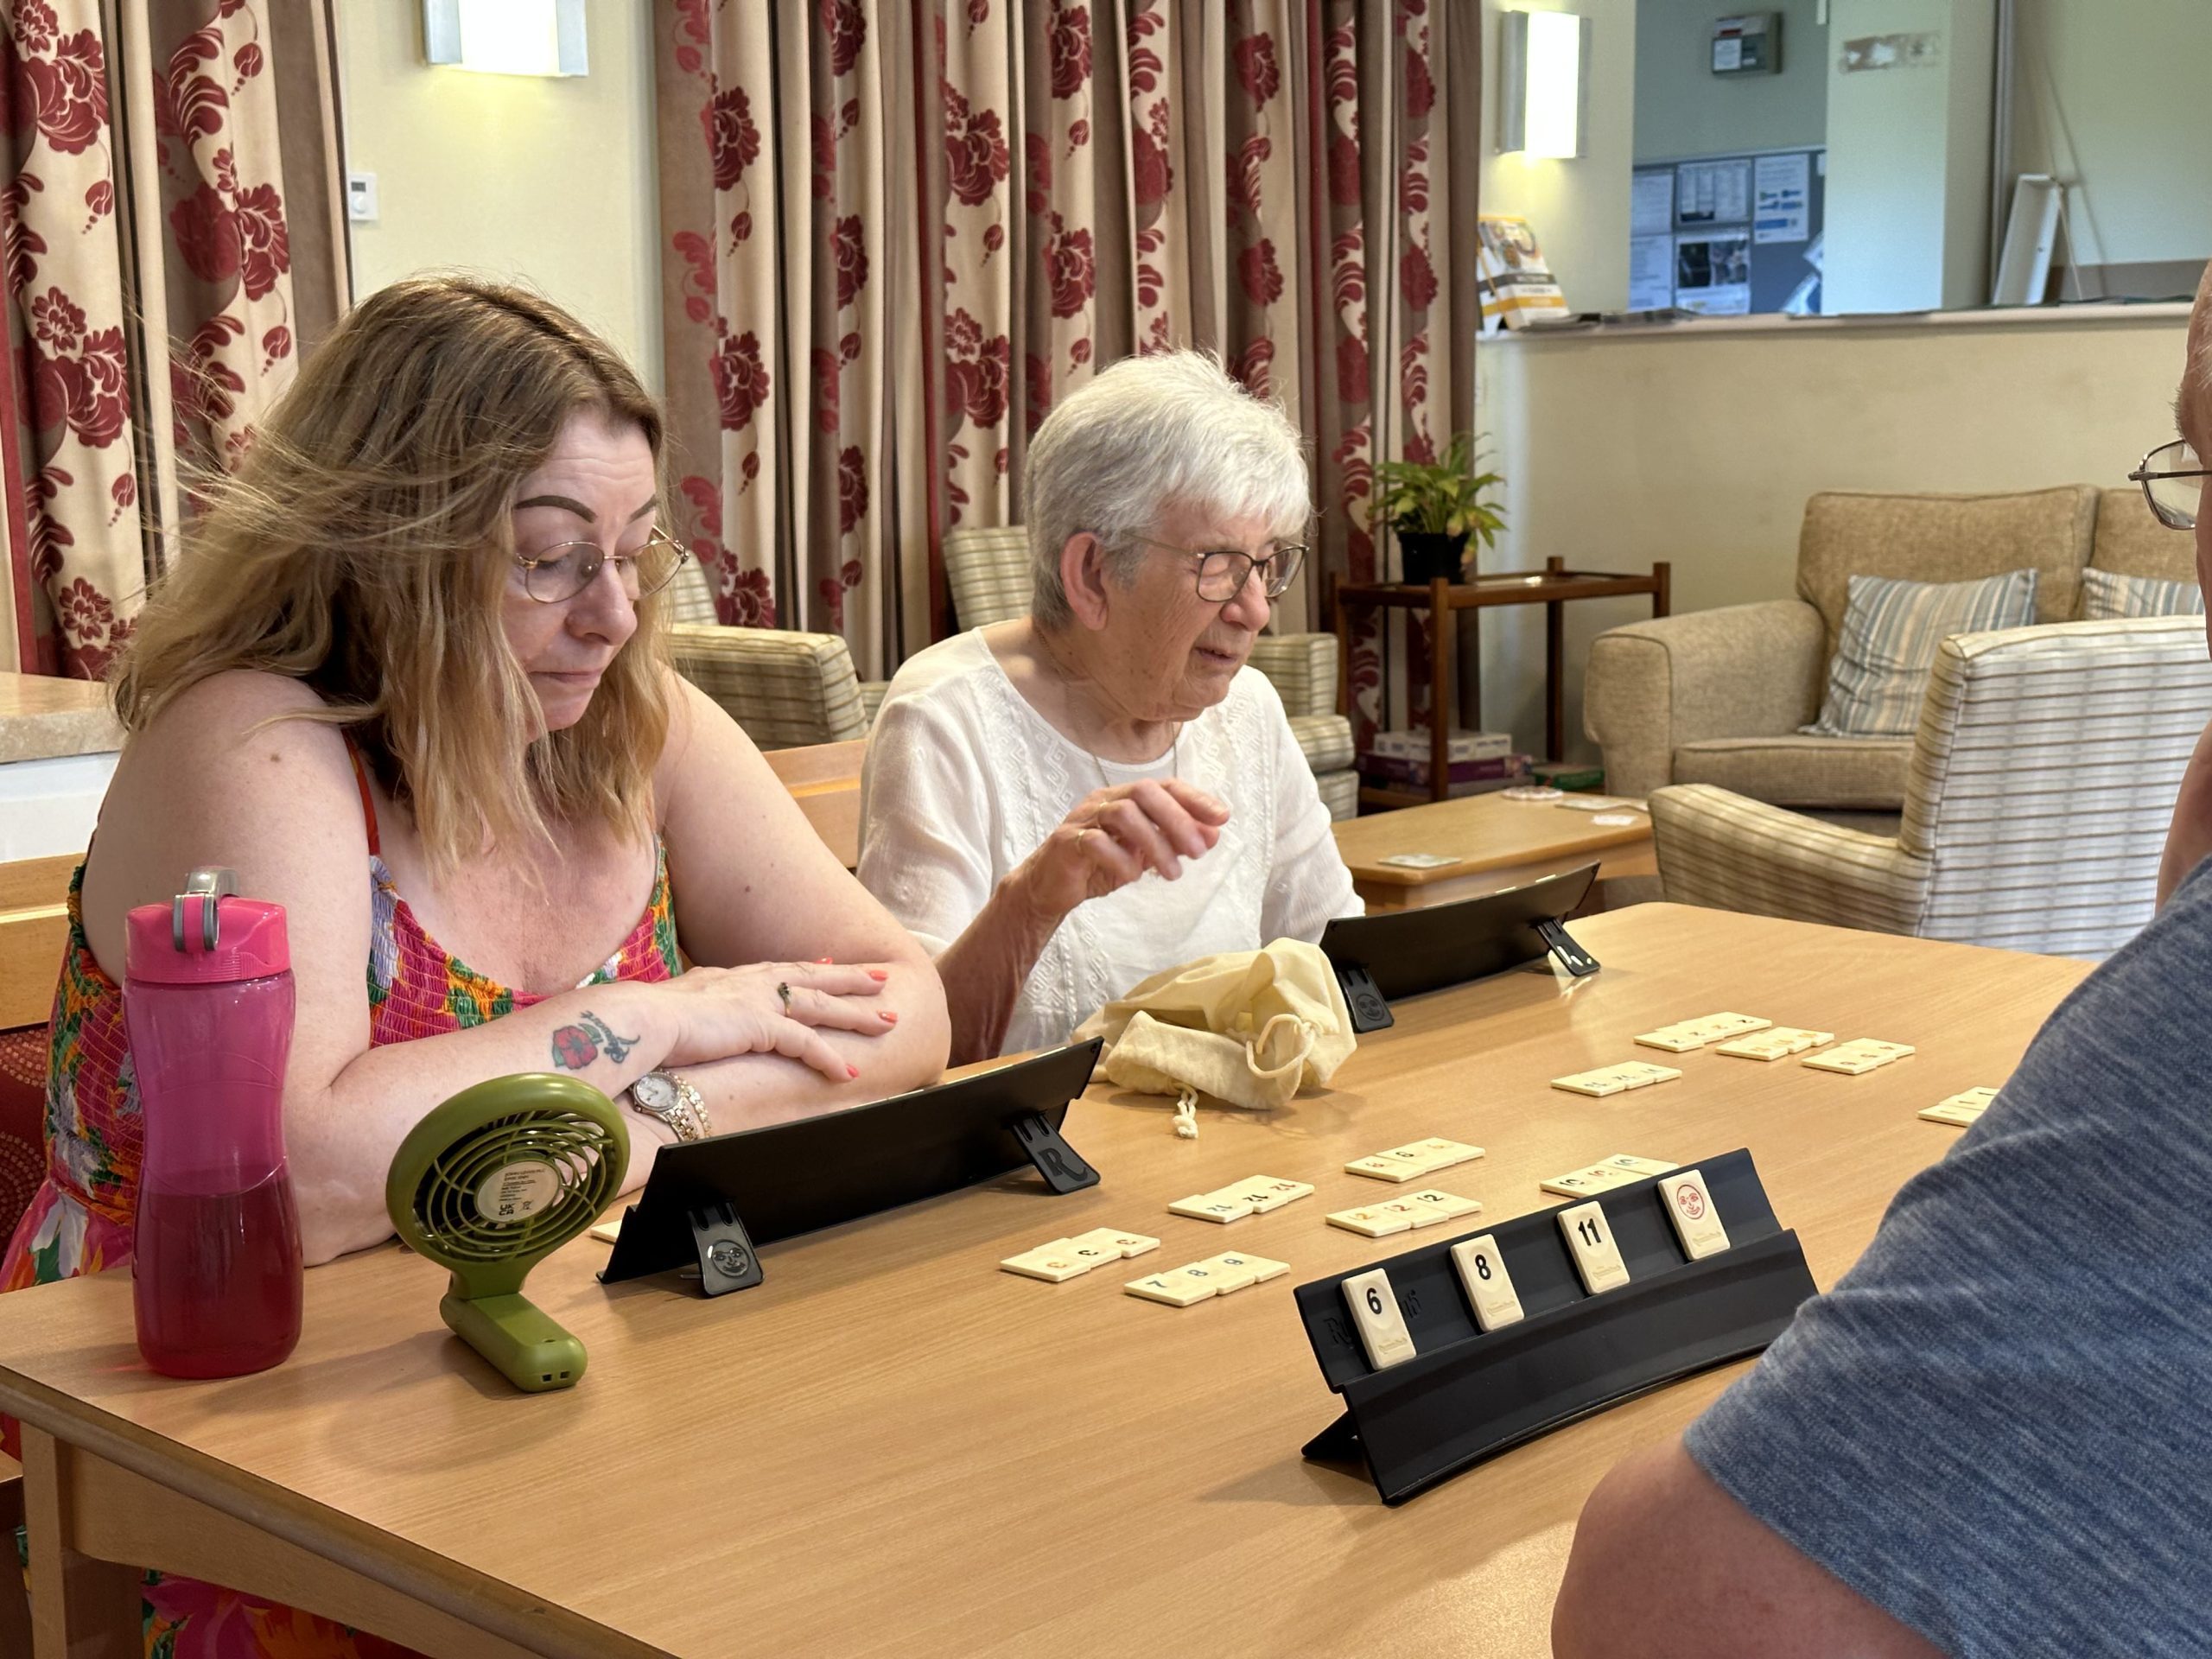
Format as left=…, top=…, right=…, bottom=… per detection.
left=1396, top=531, right=1471, bottom=586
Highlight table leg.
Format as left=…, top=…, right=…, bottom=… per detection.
left=1545, top=558, right=1566, bottom=765
left=1429, top=577, right=1451, bottom=803
left=21, top=1427, right=139, bottom=1659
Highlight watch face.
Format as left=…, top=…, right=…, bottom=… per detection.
left=632, top=1072, right=676, bottom=1114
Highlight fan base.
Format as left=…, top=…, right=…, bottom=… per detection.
left=441, top=1291, right=588, bottom=1392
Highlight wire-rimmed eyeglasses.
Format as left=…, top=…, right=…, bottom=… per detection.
left=1128, top=536, right=1306, bottom=602
left=513, top=531, right=690, bottom=603
left=2128, top=439, right=2210, bottom=532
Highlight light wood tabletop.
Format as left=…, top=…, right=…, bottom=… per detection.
left=0, top=906, right=2092, bottom=1658
left=1332, top=792, right=1656, bottom=911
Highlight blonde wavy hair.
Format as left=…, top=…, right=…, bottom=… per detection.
left=113, top=276, right=674, bottom=872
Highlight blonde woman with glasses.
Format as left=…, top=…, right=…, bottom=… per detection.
left=858, top=350, right=1359, bottom=1064
left=7, top=274, right=948, bottom=1294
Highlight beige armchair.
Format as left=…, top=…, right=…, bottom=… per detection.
left=944, top=525, right=1358, bottom=818
left=664, top=556, right=872, bottom=748
left=1649, top=615, right=2212, bottom=958
left=1586, top=486, right=2110, bottom=827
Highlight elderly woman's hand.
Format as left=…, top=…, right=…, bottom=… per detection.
left=1015, top=778, right=1230, bottom=921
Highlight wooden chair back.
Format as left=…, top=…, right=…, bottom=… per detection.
left=0, top=853, right=75, bottom=1030
left=766, top=740, right=866, bottom=869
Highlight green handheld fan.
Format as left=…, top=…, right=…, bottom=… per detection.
left=385, top=1073, right=629, bottom=1393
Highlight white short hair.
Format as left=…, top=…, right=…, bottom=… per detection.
left=1025, top=350, right=1310, bottom=630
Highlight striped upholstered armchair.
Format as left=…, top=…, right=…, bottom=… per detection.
left=1649, top=615, right=2212, bottom=958
left=664, top=556, right=873, bottom=747
left=944, top=526, right=1358, bottom=819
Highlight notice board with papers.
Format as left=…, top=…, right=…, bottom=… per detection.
left=1630, top=146, right=1826, bottom=317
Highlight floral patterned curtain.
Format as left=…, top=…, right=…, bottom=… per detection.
left=656, top=0, right=1476, bottom=722
left=0, top=0, right=350, bottom=677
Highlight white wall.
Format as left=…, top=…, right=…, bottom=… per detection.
left=336, top=0, right=664, bottom=394
left=1823, top=0, right=1993, bottom=315
left=2012, top=0, right=2212, bottom=280
left=1479, top=0, right=1637, bottom=315
left=1633, top=0, right=1827, bottom=163
left=1474, top=309, right=2189, bottom=763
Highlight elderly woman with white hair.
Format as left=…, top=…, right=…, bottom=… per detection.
left=858, top=350, right=1360, bottom=1063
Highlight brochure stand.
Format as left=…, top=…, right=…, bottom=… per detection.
left=1292, top=1148, right=1815, bottom=1503
left=601, top=1039, right=1103, bottom=1297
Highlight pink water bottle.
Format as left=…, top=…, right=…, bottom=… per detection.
left=124, top=867, right=303, bottom=1378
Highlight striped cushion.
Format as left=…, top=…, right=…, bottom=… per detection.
left=1314, top=768, right=1358, bottom=822
left=945, top=526, right=1033, bottom=627
left=670, top=624, right=869, bottom=748
left=1802, top=569, right=2038, bottom=738
left=1249, top=632, right=1338, bottom=718
left=1285, top=713, right=1355, bottom=774
left=2076, top=568, right=2204, bottom=620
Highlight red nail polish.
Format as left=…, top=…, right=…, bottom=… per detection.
left=868, top=969, right=890, bottom=982
left=846, top=1063, right=861, bottom=1078
left=880, top=1010, right=899, bottom=1023
left=817, top=957, right=834, bottom=964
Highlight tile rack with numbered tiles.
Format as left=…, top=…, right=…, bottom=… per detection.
left=1289, top=1147, right=1815, bottom=1504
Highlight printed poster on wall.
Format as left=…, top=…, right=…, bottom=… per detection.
left=1629, top=237, right=1675, bottom=311
left=1752, top=153, right=1811, bottom=245
left=1675, top=233, right=1751, bottom=315
left=1632, top=171, right=1675, bottom=238
left=1676, top=159, right=1751, bottom=226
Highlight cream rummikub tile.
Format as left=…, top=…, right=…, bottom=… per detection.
left=1611, top=1061, right=1683, bottom=1090
left=1450, top=1234, right=1527, bottom=1331
left=1595, top=1154, right=1676, bottom=1177
left=1657, top=1167, right=1730, bottom=1261
left=1919, top=1096, right=1993, bottom=1127
left=1342, top=1268, right=1419, bottom=1370
left=1371, top=1197, right=1449, bottom=1230
left=1067, top=1226, right=1159, bottom=1262
left=1538, top=1168, right=1623, bottom=1199
left=1197, top=1250, right=1287, bottom=1289
left=1345, top=1154, right=1426, bottom=1183
left=1124, top=1268, right=1218, bottom=1306
left=1715, top=1027, right=1835, bottom=1061
left=1633, top=1027, right=1707, bottom=1053
left=1407, top=1138, right=1484, bottom=1169
left=1001, top=1240, right=1091, bottom=1282
left=1403, top=1188, right=1483, bottom=1224
left=1327, top=1205, right=1415, bottom=1238
left=1189, top=1253, right=1260, bottom=1294
left=1803, top=1038, right=1915, bottom=1076
left=1550, top=1067, right=1630, bottom=1098
left=1215, top=1175, right=1315, bottom=1213
left=1168, top=1192, right=1255, bottom=1224
left=1376, top=1143, right=1444, bottom=1173
left=1559, top=1202, right=1632, bottom=1294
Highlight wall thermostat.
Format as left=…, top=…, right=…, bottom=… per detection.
left=1712, top=13, right=1779, bottom=75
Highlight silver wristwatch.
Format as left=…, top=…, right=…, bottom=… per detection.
left=628, top=1070, right=710, bottom=1142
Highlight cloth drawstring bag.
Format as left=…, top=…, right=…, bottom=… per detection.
left=1071, top=939, right=1356, bottom=1133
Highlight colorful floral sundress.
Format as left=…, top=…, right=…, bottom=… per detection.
left=2, top=747, right=682, bottom=1658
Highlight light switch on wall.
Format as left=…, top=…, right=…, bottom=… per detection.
left=346, top=171, right=378, bottom=223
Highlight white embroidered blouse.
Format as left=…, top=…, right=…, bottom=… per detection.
left=855, top=631, right=1361, bottom=1056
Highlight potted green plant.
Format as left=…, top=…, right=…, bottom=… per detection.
left=1369, top=434, right=1507, bottom=585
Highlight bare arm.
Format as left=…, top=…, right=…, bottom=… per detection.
left=929, top=778, right=1230, bottom=1065
left=655, top=677, right=951, bottom=1120
left=83, top=674, right=931, bottom=1264
left=1553, top=1438, right=1942, bottom=1659
left=2158, top=715, right=2212, bottom=908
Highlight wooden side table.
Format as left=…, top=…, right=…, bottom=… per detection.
left=1333, top=557, right=1671, bottom=808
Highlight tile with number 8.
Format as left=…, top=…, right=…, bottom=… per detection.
left=1449, top=1233, right=1526, bottom=1330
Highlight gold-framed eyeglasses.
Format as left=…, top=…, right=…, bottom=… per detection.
left=1129, top=536, right=1306, bottom=602
left=2128, top=439, right=2209, bottom=532
left=513, top=530, right=690, bottom=603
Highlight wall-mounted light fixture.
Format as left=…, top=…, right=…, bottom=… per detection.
left=423, top=0, right=588, bottom=78
left=1498, top=10, right=1591, bottom=159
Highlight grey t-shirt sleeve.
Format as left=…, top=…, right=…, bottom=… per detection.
left=1683, top=861, right=2212, bottom=1659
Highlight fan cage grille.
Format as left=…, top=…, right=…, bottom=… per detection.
left=411, top=1109, right=622, bottom=1262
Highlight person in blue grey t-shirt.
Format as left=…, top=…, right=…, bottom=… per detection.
left=1551, top=270, right=2212, bottom=1659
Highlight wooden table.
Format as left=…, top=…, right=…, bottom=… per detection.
left=0, top=906, right=2090, bottom=1658
left=1333, top=792, right=1655, bottom=912
left=1333, top=560, right=1670, bottom=807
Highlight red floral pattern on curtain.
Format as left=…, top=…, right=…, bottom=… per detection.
left=656, top=0, right=1476, bottom=717
left=0, top=0, right=340, bottom=678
